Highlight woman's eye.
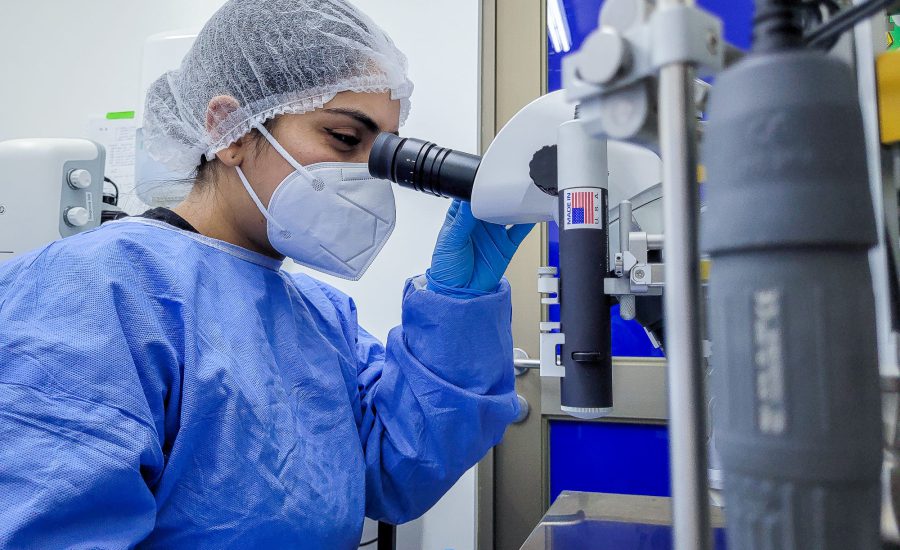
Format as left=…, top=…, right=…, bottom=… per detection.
left=327, top=130, right=361, bottom=147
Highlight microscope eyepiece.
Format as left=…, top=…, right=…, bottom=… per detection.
left=368, top=133, right=481, bottom=202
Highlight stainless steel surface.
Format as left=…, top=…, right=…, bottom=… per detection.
left=657, top=9, right=712, bottom=545
left=519, top=491, right=725, bottom=550
left=541, top=357, right=668, bottom=420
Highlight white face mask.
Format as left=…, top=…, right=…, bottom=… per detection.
left=235, top=124, right=396, bottom=280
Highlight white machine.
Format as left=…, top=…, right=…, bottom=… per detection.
left=0, top=139, right=106, bottom=264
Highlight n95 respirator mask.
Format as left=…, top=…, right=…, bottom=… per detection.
left=235, top=124, right=396, bottom=280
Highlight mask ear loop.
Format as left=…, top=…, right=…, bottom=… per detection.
left=254, top=123, right=323, bottom=187
left=235, top=165, right=290, bottom=237
left=234, top=122, right=323, bottom=239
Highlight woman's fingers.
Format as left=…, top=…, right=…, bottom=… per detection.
left=452, top=201, right=479, bottom=233
left=506, top=223, right=536, bottom=247
left=443, top=200, right=462, bottom=224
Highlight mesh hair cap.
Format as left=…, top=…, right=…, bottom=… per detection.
left=143, top=0, right=413, bottom=173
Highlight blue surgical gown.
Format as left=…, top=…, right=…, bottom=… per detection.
left=0, top=218, right=518, bottom=549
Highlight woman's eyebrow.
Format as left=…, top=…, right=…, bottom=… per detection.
left=323, top=108, right=380, bottom=133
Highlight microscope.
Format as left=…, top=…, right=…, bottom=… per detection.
left=370, top=0, right=897, bottom=548
left=370, top=88, right=667, bottom=420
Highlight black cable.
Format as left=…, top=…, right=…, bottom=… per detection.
left=101, top=209, right=130, bottom=223
left=103, top=176, right=119, bottom=206
left=799, top=0, right=842, bottom=49
left=754, top=0, right=805, bottom=53
left=820, top=0, right=841, bottom=14
left=358, top=537, right=377, bottom=547
left=805, top=0, right=900, bottom=49
left=798, top=1, right=826, bottom=27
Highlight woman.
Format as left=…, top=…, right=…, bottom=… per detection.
left=0, top=0, right=532, bottom=548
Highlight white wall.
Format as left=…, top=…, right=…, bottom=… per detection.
left=0, top=1, right=226, bottom=140
left=0, top=2, right=482, bottom=549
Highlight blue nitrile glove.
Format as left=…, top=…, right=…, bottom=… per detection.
left=427, top=200, right=535, bottom=298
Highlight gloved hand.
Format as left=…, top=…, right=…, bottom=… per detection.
left=427, top=200, right=535, bottom=297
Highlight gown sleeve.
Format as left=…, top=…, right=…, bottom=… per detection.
left=310, top=275, right=519, bottom=524
left=0, top=240, right=179, bottom=548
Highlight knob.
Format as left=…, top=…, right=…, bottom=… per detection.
left=513, top=395, right=530, bottom=424
left=67, top=169, right=92, bottom=189
left=575, top=29, right=631, bottom=85
left=64, top=206, right=90, bottom=227
left=600, top=0, right=652, bottom=32
left=619, top=294, right=637, bottom=321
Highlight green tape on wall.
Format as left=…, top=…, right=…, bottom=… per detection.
left=890, top=14, right=899, bottom=50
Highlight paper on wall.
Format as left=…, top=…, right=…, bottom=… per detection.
left=88, top=113, right=151, bottom=215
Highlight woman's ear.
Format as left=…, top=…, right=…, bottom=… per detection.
left=206, top=95, right=239, bottom=135
left=215, top=141, right=244, bottom=167
left=206, top=96, right=244, bottom=167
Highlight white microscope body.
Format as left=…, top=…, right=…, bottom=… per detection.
left=471, top=90, right=662, bottom=229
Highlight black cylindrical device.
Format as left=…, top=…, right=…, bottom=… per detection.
left=556, top=119, right=612, bottom=418
left=702, top=36, right=882, bottom=550
left=368, top=132, right=481, bottom=202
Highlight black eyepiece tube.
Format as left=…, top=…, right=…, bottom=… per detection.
left=368, top=132, right=481, bottom=202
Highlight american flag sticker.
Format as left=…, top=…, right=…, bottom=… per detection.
left=564, top=189, right=602, bottom=229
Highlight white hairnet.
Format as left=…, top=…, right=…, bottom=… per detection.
left=143, top=0, right=413, bottom=173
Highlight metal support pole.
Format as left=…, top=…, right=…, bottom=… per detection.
left=619, top=200, right=632, bottom=254
left=618, top=200, right=637, bottom=320
left=657, top=0, right=711, bottom=544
